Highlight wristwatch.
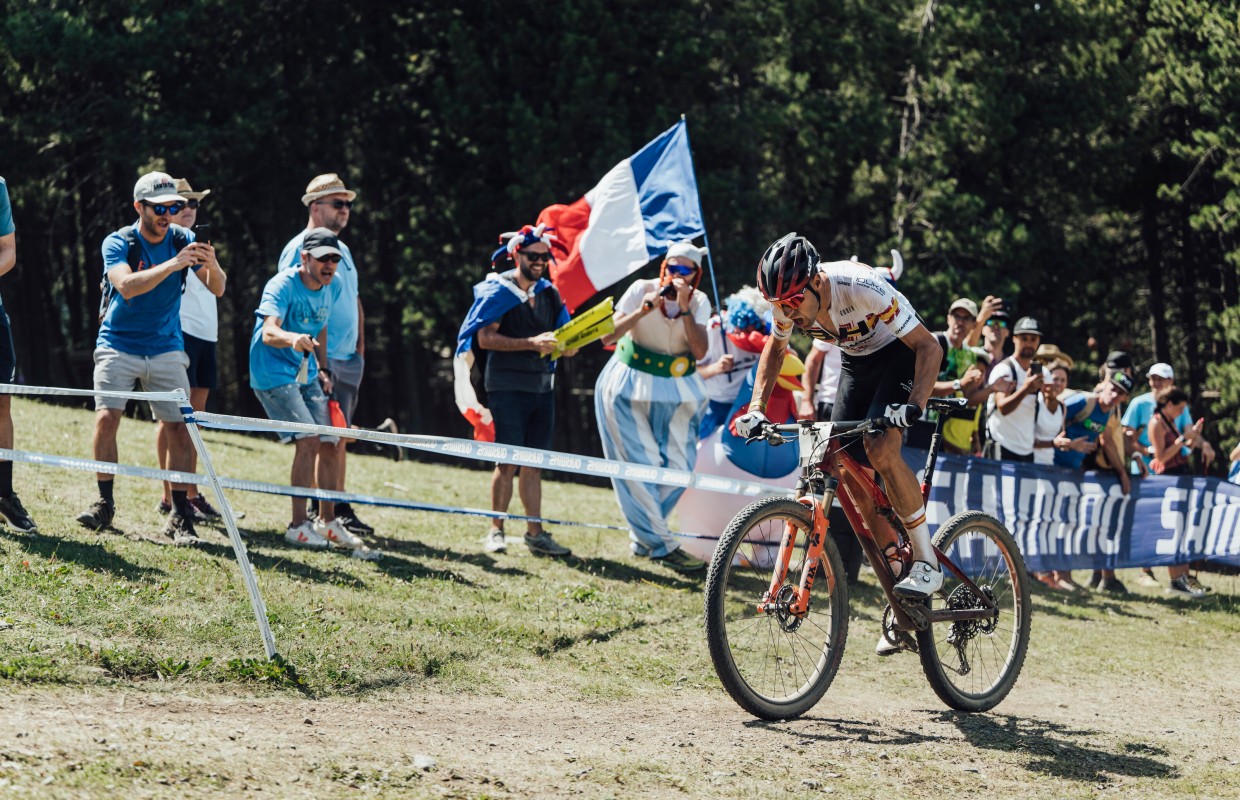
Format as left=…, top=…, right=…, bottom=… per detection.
left=952, top=379, right=962, bottom=392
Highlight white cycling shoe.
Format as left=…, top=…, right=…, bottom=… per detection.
left=893, top=560, right=944, bottom=598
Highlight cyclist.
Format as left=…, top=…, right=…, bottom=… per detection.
left=736, top=233, right=945, bottom=605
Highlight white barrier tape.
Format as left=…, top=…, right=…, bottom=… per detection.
left=0, top=448, right=630, bottom=532
left=189, top=410, right=793, bottom=498
left=0, top=383, right=184, bottom=403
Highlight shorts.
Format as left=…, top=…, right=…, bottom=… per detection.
left=489, top=389, right=554, bottom=453
left=833, top=344, right=916, bottom=466
left=0, top=307, right=15, bottom=384
left=93, top=347, right=191, bottom=422
left=328, top=352, right=364, bottom=426
left=254, top=380, right=339, bottom=445
left=184, top=334, right=218, bottom=391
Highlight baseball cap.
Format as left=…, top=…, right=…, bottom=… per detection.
left=1109, top=372, right=1135, bottom=395
left=666, top=240, right=706, bottom=267
left=1013, top=316, right=1042, bottom=336
left=1105, top=350, right=1133, bottom=370
left=173, top=178, right=211, bottom=201
left=301, top=227, right=343, bottom=259
left=948, top=298, right=979, bottom=318
left=302, top=173, right=357, bottom=206
left=134, top=171, right=186, bottom=204
left=1147, top=362, right=1175, bottom=380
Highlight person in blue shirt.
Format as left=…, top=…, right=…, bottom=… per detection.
left=1053, top=372, right=1134, bottom=593
left=76, top=172, right=224, bottom=545
left=277, top=173, right=373, bottom=538
left=1121, top=362, right=1214, bottom=470
left=251, top=228, right=374, bottom=559
left=0, top=176, right=37, bottom=532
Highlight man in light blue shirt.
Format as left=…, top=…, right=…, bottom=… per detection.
left=252, top=228, right=375, bottom=560
left=278, top=173, right=372, bottom=536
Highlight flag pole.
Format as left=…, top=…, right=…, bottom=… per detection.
left=681, top=114, right=732, bottom=378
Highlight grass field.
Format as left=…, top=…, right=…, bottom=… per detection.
left=1, top=397, right=1238, bottom=799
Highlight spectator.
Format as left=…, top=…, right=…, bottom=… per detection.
left=76, top=172, right=222, bottom=544
left=250, top=227, right=374, bottom=558
left=1122, top=362, right=1215, bottom=476
left=977, top=303, right=1010, bottom=374
left=800, top=338, right=843, bottom=421
left=472, top=225, right=575, bottom=558
left=155, top=178, right=226, bottom=521
left=697, top=287, right=768, bottom=438
left=1053, top=372, right=1135, bottom=594
left=1102, top=350, right=1135, bottom=382
left=1147, top=387, right=1213, bottom=598
left=597, top=241, right=711, bottom=574
left=1229, top=441, right=1240, bottom=485
left=0, top=175, right=36, bottom=532
left=1032, top=363, right=1084, bottom=591
left=907, top=297, right=994, bottom=453
left=278, top=174, right=373, bottom=537
left=983, top=316, right=1040, bottom=461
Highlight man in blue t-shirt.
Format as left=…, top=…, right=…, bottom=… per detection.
left=0, top=176, right=37, bottom=532
left=251, top=228, right=374, bottom=559
left=277, top=173, right=372, bottom=537
left=1054, top=371, right=1134, bottom=593
left=76, top=172, right=224, bottom=544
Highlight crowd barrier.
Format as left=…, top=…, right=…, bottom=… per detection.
left=5, top=384, right=1235, bottom=660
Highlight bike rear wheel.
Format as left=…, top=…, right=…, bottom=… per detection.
left=916, top=510, right=1031, bottom=712
left=703, top=496, right=849, bottom=720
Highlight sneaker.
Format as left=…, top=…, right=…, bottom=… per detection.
left=1099, top=576, right=1129, bottom=595
left=189, top=495, right=222, bottom=520
left=334, top=502, right=374, bottom=536
left=156, top=499, right=172, bottom=516
left=285, top=520, right=330, bottom=550
left=314, top=518, right=365, bottom=550
left=893, top=560, right=944, bottom=598
left=1136, top=571, right=1160, bottom=588
left=1087, top=570, right=1103, bottom=590
left=483, top=527, right=506, bottom=554
left=652, top=547, right=707, bottom=574
left=350, top=546, right=383, bottom=562
left=1185, top=575, right=1213, bottom=594
left=876, top=627, right=917, bottom=657
left=305, top=498, right=319, bottom=521
left=1168, top=576, right=1208, bottom=599
left=0, top=492, right=37, bottom=533
left=524, top=530, right=572, bottom=558
left=76, top=498, right=115, bottom=530
left=161, top=512, right=201, bottom=547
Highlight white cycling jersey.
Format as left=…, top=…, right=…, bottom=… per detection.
left=772, top=261, right=920, bottom=356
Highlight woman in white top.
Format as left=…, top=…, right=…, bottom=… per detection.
left=1032, top=363, right=1086, bottom=592
left=595, top=241, right=710, bottom=573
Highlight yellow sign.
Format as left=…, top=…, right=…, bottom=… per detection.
left=545, top=297, right=616, bottom=359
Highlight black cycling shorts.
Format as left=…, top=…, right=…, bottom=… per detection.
left=832, top=343, right=916, bottom=465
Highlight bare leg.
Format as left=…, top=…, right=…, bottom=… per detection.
left=163, top=421, right=193, bottom=494
left=491, top=463, right=517, bottom=530
left=865, top=428, right=935, bottom=563
left=93, top=408, right=123, bottom=479
left=156, top=421, right=171, bottom=503
left=185, top=387, right=209, bottom=499
left=290, top=438, right=317, bottom=525
left=517, top=467, right=542, bottom=536
left=315, top=439, right=338, bottom=521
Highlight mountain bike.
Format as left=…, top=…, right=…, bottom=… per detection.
left=703, top=397, right=1031, bottom=720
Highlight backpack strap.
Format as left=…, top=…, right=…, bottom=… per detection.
left=99, top=226, right=192, bottom=323
left=1070, top=394, right=1099, bottom=425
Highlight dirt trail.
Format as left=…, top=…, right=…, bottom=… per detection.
left=3, top=673, right=1235, bottom=799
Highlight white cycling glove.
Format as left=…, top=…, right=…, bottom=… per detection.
left=734, top=410, right=771, bottom=438
left=883, top=403, right=922, bottom=428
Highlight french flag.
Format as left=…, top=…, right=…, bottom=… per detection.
left=539, top=120, right=704, bottom=312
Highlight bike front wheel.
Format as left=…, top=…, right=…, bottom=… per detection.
left=916, top=510, right=1032, bottom=712
left=703, top=496, right=849, bottom=720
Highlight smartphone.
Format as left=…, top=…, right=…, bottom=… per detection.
left=660, top=284, right=677, bottom=299
left=193, top=223, right=211, bottom=245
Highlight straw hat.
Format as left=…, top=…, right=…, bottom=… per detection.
left=1036, top=343, right=1075, bottom=368
left=301, top=173, right=357, bottom=206
left=174, top=178, right=211, bottom=201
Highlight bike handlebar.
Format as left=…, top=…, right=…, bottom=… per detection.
left=745, top=396, right=969, bottom=446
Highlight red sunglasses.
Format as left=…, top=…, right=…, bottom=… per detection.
left=773, top=290, right=810, bottom=311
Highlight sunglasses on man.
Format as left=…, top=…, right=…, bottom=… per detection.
left=312, top=254, right=342, bottom=264
left=142, top=201, right=185, bottom=216
left=986, top=319, right=1009, bottom=328
left=185, top=199, right=201, bottom=210
left=520, top=250, right=552, bottom=263
left=314, top=199, right=354, bottom=210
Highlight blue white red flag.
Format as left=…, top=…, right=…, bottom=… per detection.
left=538, top=120, right=704, bottom=312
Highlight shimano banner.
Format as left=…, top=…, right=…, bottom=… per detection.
left=917, top=450, right=1240, bottom=572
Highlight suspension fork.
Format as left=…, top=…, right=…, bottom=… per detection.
left=758, top=479, right=834, bottom=617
